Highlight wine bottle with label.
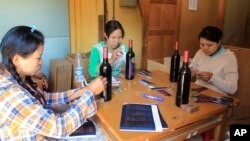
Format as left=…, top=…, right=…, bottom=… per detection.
left=170, top=42, right=180, bottom=82
left=125, top=39, right=135, bottom=80
left=176, top=51, right=191, bottom=107
left=99, top=47, right=112, bottom=102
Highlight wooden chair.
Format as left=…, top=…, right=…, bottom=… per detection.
left=224, top=45, right=250, bottom=124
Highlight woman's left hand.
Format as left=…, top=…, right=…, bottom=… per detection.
left=197, top=71, right=213, bottom=81
left=34, top=72, right=49, bottom=91
left=86, top=76, right=107, bottom=96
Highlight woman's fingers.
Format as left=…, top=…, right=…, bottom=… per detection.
left=87, top=77, right=106, bottom=95
left=197, top=72, right=213, bottom=81
left=112, top=48, right=123, bottom=60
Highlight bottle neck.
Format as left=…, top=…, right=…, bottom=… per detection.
left=103, top=57, right=108, bottom=63
left=175, top=42, right=179, bottom=50
left=182, top=61, right=189, bottom=68
left=183, top=50, right=189, bottom=67
left=174, top=49, right=179, bottom=54
left=129, top=47, right=133, bottom=51
left=103, top=47, right=108, bottom=62
left=128, top=39, right=133, bottom=51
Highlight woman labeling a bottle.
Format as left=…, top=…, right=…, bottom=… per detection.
left=89, top=20, right=128, bottom=79
left=190, top=26, right=238, bottom=95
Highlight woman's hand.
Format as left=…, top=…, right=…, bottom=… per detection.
left=69, top=77, right=107, bottom=101
left=197, top=71, right=213, bottom=81
left=33, top=72, right=48, bottom=91
left=190, top=66, right=198, bottom=77
left=86, top=76, right=107, bottom=95
left=109, top=48, right=123, bottom=64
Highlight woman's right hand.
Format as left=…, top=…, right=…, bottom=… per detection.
left=109, top=48, right=123, bottom=64
left=190, top=66, right=199, bottom=77
left=86, top=76, right=107, bottom=95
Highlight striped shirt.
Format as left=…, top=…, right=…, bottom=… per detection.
left=0, top=71, right=97, bottom=140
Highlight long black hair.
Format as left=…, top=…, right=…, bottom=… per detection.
left=105, top=20, right=125, bottom=38
left=0, top=26, right=46, bottom=105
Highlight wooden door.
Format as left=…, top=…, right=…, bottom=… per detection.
left=140, top=0, right=180, bottom=69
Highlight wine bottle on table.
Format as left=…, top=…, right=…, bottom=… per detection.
left=170, top=42, right=180, bottom=82
left=99, top=47, right=112, bottom=102
left=176, top=51, right=191, bottom=107
left=125, top=39, right=135, bottom=80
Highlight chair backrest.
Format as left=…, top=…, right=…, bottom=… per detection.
left=224, top=45, right=250, bottom=122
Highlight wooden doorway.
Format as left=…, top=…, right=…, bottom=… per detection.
left=140, top=0, right=181, bottom=69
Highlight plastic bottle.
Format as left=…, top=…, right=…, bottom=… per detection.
left=74, top=52, right=87, bottom=86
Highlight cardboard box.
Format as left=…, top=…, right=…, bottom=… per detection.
left=67, top=52, right=90, bottom=81
left=49, top=59, right=72, bottom=92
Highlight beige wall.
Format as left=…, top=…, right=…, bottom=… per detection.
left=179, top=0, right=219, bottom=58
left=106, top=0, right=142, bottom=69
left=69, top=0, right=103, bottom=53
left=70, top=0, right=226, bottom=68
left=69, top=0, right=142, bottom=69
left=179, top=0, right=250, bottom=57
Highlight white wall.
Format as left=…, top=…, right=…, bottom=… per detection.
left=0, top=0, right=70, bottom=77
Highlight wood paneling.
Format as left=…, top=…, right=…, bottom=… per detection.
left=141, top=0, right=180, bottom=69
left=179, top=0, right=223, bottom=58
left=225, top=45, right=250, bottom=122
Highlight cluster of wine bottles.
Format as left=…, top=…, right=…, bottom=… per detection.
left=169, top=42, right=191, bottom=107
left=99, top=40, right=191, bottom=107
left=99, top=39, right=135, bottom=102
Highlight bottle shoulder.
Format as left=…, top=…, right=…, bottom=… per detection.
left=179, top=66, right=191, bottom=74
left=172, top=51, right=180, bottom=56
left=100, top=61, right=112, bottom=67
left=126, top=49, right=135, bottom=56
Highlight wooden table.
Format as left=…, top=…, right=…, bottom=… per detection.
left=94, top=70, right=239, bottom=141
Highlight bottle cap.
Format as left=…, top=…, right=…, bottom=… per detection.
left=128, top=39, right=133, bottom=48
left=184, top=51, right=189, bottom=63
left=103, top=47, right=108, bottom=58
left=175, top=42, right=179, bottom=50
